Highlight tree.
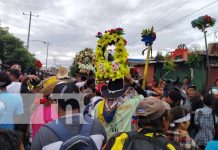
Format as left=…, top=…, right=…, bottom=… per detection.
left=185, top=51, right=203, bottom=68
left=154, top=51, right=164, bottom=61
left=0, top=27, right=36, bottom=72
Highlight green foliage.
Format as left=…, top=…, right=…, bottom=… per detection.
left=154, top=51, right=164, bottom=61
left=70, top=63, right=79, bottom=77
left=185, top=51, right=203, bottom=68
left=0, top=27, right=36, bottom=72
left=163, top=54, right=176, bottom=71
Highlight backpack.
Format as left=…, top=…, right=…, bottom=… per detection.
left=123, top=131, right=182, bottom=150
left=44, top=116, right=98, bottom=150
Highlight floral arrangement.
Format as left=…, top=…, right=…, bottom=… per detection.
left=95, top=28, right=129, bottom=81
left=185, top=51, right=203, bottom=68
left=191, top=15, right=216, bottom=31
left=74, top=48, right=96, bottom=75
left=141, top=26, right=156, bottom=46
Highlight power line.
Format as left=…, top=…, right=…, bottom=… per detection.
left=152, top=0, right=190, bottom=26
left=120, top=0, right=145, bottom=27
left=156, top=0, right=218, bottom=32
left=187, top=30, right=218, bottom=45
left=128, top=0, right=218, bottom=46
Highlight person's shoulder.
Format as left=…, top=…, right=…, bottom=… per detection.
left=34, top=122, right=59, bottom=142
left=91, top=118, right=106, bottom=134
left=1, top=92, right=20, bottom=99
left=104, top=132, right=129, bottom=150
left=156, top=135, right=182, bottom=150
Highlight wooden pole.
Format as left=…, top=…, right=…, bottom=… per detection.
left=142, top=45, right=151, bottom=89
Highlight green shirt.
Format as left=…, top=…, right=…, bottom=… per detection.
left=95, top=94, right=143, bottom=138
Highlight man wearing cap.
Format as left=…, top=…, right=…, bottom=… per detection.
left=187, top=85, right=204, bottom=138
left=104, top=97, right=182, bottom=150
left=94, top=78, right=143, bottom=139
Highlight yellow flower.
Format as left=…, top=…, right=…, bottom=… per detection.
left=111, top=33, right=119, bottom=42
left=95, top=30, right=129, bottom=80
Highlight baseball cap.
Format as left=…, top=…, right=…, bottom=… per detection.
left=136, top=97, right=169, bottom=120
left=188, top=85, right=197, bottom=90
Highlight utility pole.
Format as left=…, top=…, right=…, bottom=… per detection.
left=214, top=30, right=217, bottom=42
left=53, top=56, right=56, bottom=67
left=31, top=40, right=49, bottom=72
left=23, top=11, right=39, bottom=51
left=45, top=42, right=49, bottom=71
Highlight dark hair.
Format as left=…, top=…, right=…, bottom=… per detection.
left=53, top=82, right=79, bottom=94
left=29, top=78, right=41, bottom=87
left=80, top=75, right=87, bottom=81
left=53, top=82, right=80, bottom=111
left=183, top=76, right=190, bottom=83
left=168, top=90, right=182, bottom=102
left=0, top=129, right=22, bottom=150
left=0, top=71, right=12, bottom=88
left=84, top=94, right=95, bottom=106
left=86, top=78, right=95, bottom=87
left=203, top=93, right=213, bottom=107
left=80, top=86, right=84, bottom=92
left=58, top=98, right=80, bottom=111
left=137, top=111, right=171, bottom=129
left=7, top=69, right=20, bottom=79
left=171, top=106, right=189, bottom=122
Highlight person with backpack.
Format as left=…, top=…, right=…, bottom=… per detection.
left=103, top=96, right=182, bottom=150
left=31, top=82, right=107, bottom=150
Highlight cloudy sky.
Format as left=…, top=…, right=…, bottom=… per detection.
left=0, top=0, right=218, bottom=67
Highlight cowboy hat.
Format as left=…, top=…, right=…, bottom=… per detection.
left=101, top=78, right=128, bottom=99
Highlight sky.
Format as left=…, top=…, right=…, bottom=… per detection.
left=0, top=0, right=218, bottom=67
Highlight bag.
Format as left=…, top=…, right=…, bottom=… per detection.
left=123, top=131, right=181, bottom=150
left=44, top=116, right=98, bottom=150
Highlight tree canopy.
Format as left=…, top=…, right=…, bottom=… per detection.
left=0, top=27, right=36, bottom=72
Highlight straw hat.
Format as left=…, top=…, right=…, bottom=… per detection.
left=40, top=76, right=59, bottom=97
left=56, top=67, right=70, bottom=79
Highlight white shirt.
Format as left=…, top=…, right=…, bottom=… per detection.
left=7, top=82, right=22, bottom=93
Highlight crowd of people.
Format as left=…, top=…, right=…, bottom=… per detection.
left=0, top=66, right=218, bottom=150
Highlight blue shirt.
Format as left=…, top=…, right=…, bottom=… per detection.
left=206, top=141, right=218, bottom=150
left=0, top=92, right=24, bottom=130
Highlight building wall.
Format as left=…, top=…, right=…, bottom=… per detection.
left=136, top=64, right=154, bottom=82
left=154, top=61, right=206, bottom=91
left=132, top=58, right=217, bottom=91
left=210, top=68, right=218, bottom=85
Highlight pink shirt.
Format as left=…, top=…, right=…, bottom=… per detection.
left=30, top=104, right=58, bottom=139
